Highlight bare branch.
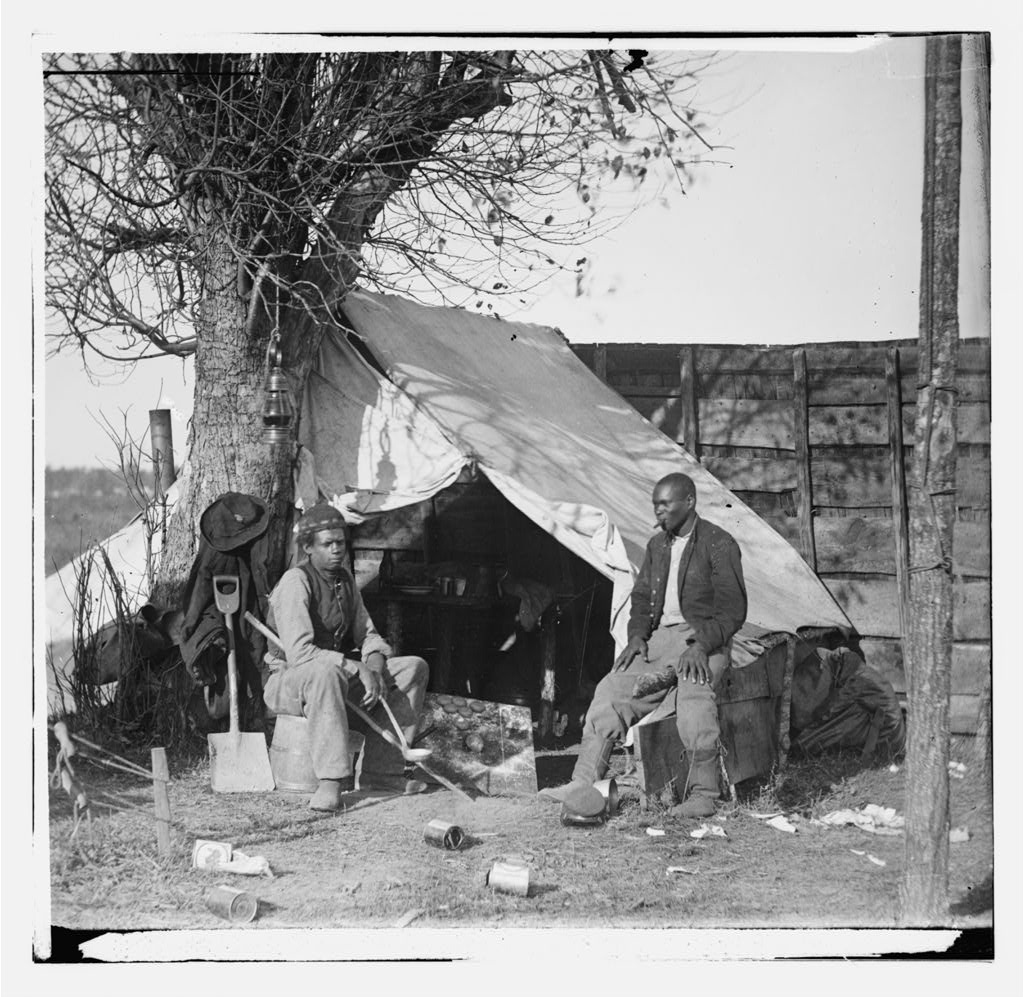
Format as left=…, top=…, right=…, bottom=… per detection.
left=46, top=48, right=721, bottom=367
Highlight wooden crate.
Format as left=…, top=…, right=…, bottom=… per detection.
left=635, top=641, right=789, bottom=797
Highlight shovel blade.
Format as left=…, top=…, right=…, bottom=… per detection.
left=209, top=732, right=276, bottom=793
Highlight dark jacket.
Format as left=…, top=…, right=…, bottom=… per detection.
left=179, top=535, right=271, bottom=688
left=627, top=514, right=747, bottom=654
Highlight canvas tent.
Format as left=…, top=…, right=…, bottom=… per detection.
left=44, top=289, right=850, bottom=713
left=298, top=290, right=850, bottom=653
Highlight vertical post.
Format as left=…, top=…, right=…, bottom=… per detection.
left=148, top=409, right=176, bottom=499
left=434, top=612, right=454, bottom=693
left=900, top=33, right=962, bottom=927
left=776, top=636, right=797, bottom=768
left=151, top=747, right=171, bottom=858
left=538, top=617, right=558, bottom=744
left=886, top=348, right=911, bottom=639
left=792, top=349, right=817, bottom=570
left=677, top=345, right=699, bottom=457
left=973, top=667, right=991, bottom=788
left=594, top=343, right=608, bottom=383
left=385, top=600, right=403, bottom=656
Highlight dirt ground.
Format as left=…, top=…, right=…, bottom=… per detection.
left=46, top=732, right=994, bottom=937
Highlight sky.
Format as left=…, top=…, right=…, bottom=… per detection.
left=40, top=35, right=993, bottom=470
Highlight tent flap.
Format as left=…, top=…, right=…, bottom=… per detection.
left=334, top=290, right=851, bottom=644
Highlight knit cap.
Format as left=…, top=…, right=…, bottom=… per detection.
left=295, top=501, right=348, bottom=544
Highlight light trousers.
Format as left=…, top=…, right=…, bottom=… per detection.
left=264, top=655, right=429, bottom=779
left=572, top=624, right=729, bottom=783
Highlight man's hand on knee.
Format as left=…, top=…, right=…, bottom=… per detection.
left=676, top=643, right=711, bottom=685
left=358, top=653, right=387, bottom=707
left=613, top=636, right=648, bottom=672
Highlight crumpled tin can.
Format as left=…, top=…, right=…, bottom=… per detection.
left=204, top=884, right=258, bottom=923
left=423, top=818, right=465, bottom=850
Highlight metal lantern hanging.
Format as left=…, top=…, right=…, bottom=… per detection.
left=261, top=342, right=294, bottom=445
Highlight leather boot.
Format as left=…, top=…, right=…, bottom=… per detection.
left=673, top=747, right=721, bottom=819
left=539, top=736, right=614, bottom=803
left=309, top=776, right=353, bottom=812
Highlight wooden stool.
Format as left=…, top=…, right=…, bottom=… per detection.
left=269, top=715, right=364, bottom=792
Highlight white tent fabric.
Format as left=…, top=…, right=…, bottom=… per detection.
left=44, top=290, right=850, bottom=712
left=301, top=289, right=851, bottom=651
left=44, top=491, right=173, bottom=712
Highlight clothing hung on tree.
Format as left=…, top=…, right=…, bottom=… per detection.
left=179, top=492, right=273, bottom=717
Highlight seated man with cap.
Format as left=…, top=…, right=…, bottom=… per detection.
left=263, top=502, right=429, bottom=812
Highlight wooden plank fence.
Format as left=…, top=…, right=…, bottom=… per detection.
left=571, top=339, right=991, bottom=734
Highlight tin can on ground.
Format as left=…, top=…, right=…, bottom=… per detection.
left=423, top=818, right=465, bottom=850
left=192, top=839, right=233, bottom=869
left=594, top=777, right=619, bottom=815
left=204, top=885, right=258, bottom=923
left=486, top=860, right=531, bottom=896
left=559, top=805, right=605, bottom=828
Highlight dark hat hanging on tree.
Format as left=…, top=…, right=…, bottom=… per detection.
left=200, top=492, right=271, bottom=552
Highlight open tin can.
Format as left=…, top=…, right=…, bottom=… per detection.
left=204, top=885, right=258, bottom=923
left=486, top=860, right=532, bottom=896
left=560, top=806, right=605, bottom=828
left=423, top=818, right=465, bottom=850
left=594, top=777, right=620, bottom=815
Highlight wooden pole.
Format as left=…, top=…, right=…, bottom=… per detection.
left=538, top=619, right=557, bottom=743
left=151, top=747, right=172, bottom=858
left=148, top=409, right=176, bottom=499
left=776, top=636, right=797, bottom=768
left=972, top=667, right=991, bottom=787
left=677, top=345, right=699, bottom=457
left=886, top=348, right=911, bottom=638
left=594, top=343, right=608, bottom=383
left=899, top=33, right=962, bottom=927
left=792, top=349, right=817, bottom=570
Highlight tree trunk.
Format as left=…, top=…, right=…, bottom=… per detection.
left=899, top=33, right=962, bottom=927
left=150, top=59, right=515, bottom=611
left=153, top=235, right=295, bottom=608
left=152, top=181, right=401, bottom=609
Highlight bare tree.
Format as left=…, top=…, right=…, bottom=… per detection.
left=899, top=33, right=962, bottom=925
left=45, top=48, right=719, bottom=600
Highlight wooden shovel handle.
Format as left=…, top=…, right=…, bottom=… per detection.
left=224, top=609, right=240, bottom=734
left=245, top=611, right=283, bottom=650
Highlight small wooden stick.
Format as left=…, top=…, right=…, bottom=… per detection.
left=151, top=747, right=172, bottom=858
left=776, top=636, right=797, bottom=768
left=59, top=765, right=89, bottom=812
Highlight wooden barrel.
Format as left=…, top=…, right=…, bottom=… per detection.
left=269, top=715, right=364, bottom=792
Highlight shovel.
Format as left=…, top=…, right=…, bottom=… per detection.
left=209, top=576, right=275, bottom=793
